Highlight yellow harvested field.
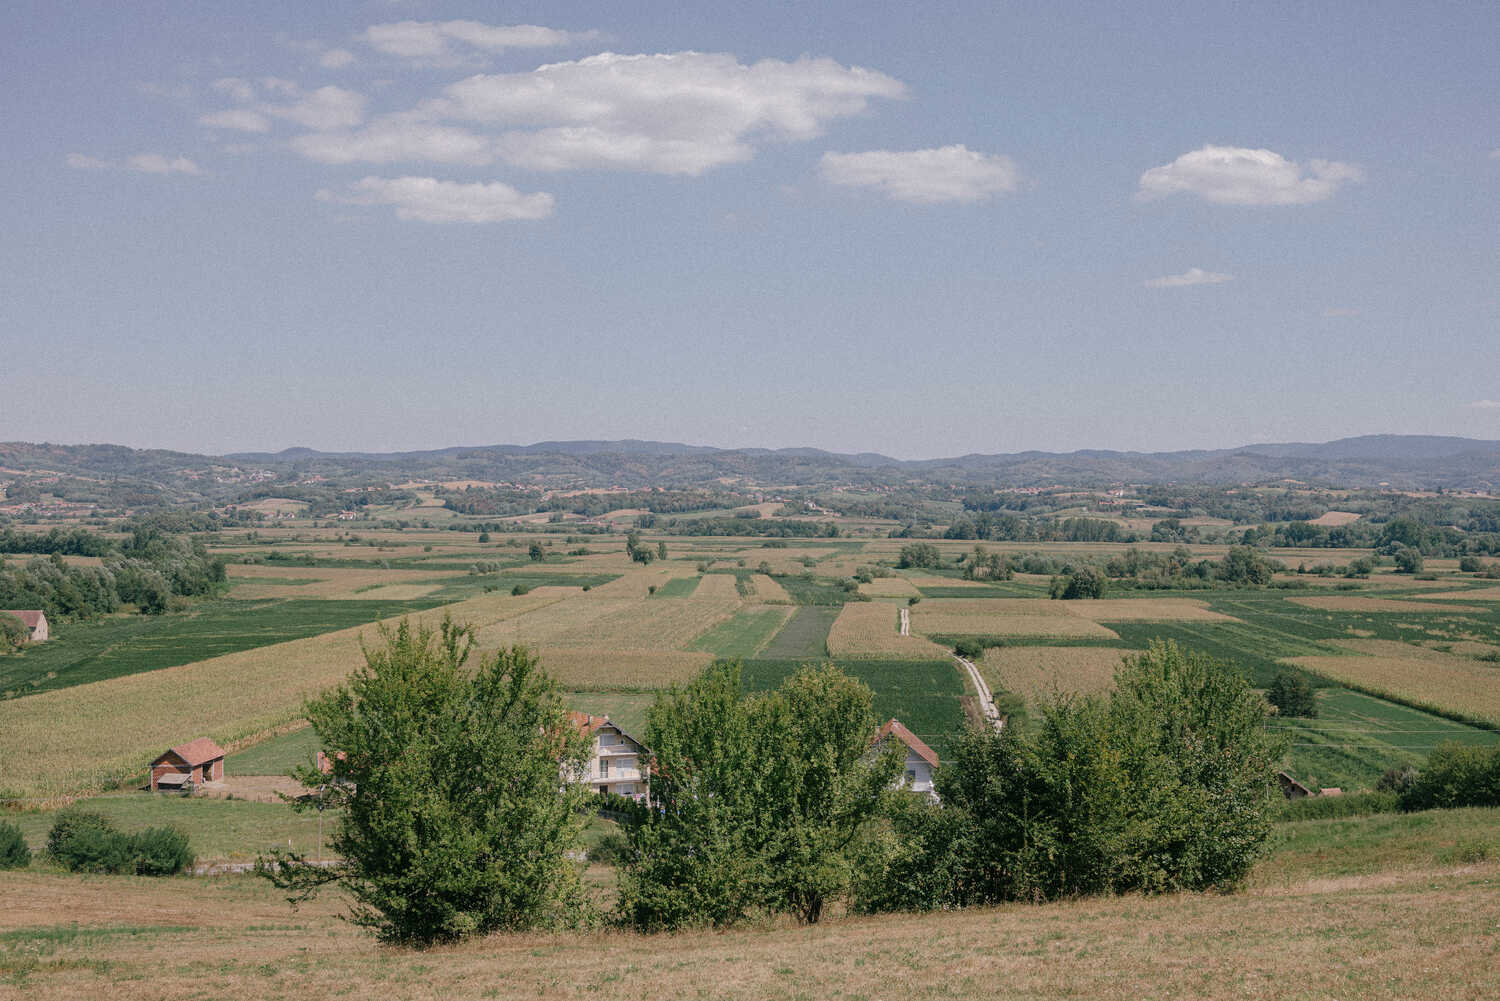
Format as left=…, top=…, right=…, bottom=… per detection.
left=477, top=595, right=741, bottom=652
left=749, top=574, right=792, bottom=602
left=1286, top=639, right=1500, bottom=726
left=691, top=573, right=743, bottom=600
left=826, top=603, right=951, bottom=659
left=1309, top=510, right=1362, bottom=526
left=915, top=598, right=1059, bottom=615
left=583, top=567, right=684, bottom=599
left=913, top=609, right=1118, bottom=639
left=980, top=646, right=1127, bottom=703
left=860, top=577, right=920, bottom=598
left=0, top=590, right=564, bottom=805
left=226, top=564, right=452, bottom=599
left=531, top=647, right=713, bottom=689
left=1422, top=587, right=1500, bottom=601
left=1287, top=596, right=1486, bottom=614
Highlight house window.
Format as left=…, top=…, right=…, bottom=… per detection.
left=600, top=758, right=610, bottom=778
left=905, top=770, right=916, bottom=784
left=600, top=733, right=617, bottom=746
left=618, top=784, right=633, bottom=795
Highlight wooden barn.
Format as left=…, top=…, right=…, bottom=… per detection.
left=0, top=609, right=49, bottom=643
left=150, top=738, right=226, bottom=791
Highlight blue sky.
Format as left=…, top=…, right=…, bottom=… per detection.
left=3, top=1, right=1496, bottom=458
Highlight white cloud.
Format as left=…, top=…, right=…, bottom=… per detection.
left=362, top=20, right=594, bottom=61
left=320, top=48, right=356, bottom=69
left=818, top=145, right=1018, bottom=203
left=200, top=108, right=271, bottom=132
left=410, top=51, right=906, bottom=175
left=318, top=175, right=554, bottom=223
left=1144, top=268, right=1233, bottom=288
left=201, top=81, right=366, bottom=133
left=66, top=152, right=201, bottom=175
left=1137, top=145, right=1362, bottom=205
left=1467, top=399, right=1500, bottom=410
left=291, top=117, right=494, bottom=165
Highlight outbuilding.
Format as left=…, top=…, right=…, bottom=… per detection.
left=150, top=737, right=226, bottom=791
left=0, top=610, right=48, bottom=643
left=873, top=719, right=940, bottom=798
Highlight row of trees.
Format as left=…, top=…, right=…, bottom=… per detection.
left=264, top=626, right=1283, bottom=944
left=0, top=526, right=226, bottom=622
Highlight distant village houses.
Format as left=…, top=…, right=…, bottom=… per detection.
left=0, top=610, right=49, bottom=643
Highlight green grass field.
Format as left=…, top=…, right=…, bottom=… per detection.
left=225, top=727, right=322, bottom=776
left=688, top=607, right=788, bottom=657
left=739, top=658, right=966, bottom=757
left=759, top=606, right=839, bottom=659
left=651, top=576, right=701, bottom=598
left=10, top=792, right=326, bottom=862
left=0, top=598, right=458, bottom=700
left=1271, top=688, right=1500, bottom=791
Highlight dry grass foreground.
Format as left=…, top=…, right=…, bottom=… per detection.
left=825, top=602, right=951, bottom=659
left=0, top=591, right=566, bottom=805
left=1286, top=639, right=1500, bottom=726
left=980, top=646, right=1129, bottom=704
left=0, top=863, right=1496, bottom=1000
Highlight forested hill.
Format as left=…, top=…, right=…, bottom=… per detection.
left=2, top=435, right=1498, bottom=501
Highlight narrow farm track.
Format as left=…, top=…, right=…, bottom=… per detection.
left=899, top=606, right=910, bottom=636
left=954, top=653, right=1004, bottom=732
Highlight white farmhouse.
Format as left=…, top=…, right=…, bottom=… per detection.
left=872, top=719, right=939, bottom=799
left=567, top=712, right=649, bottom=801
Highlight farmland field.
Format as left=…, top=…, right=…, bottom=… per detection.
left=825, top=602, right=951, bottom=659
left=0, top=598, right=458, bottom=700
left=758, top=606, right=840, bottom=659
left=979, top=645, right=1128, bottom=704
left=688, top=605, right=794, bottom=658
left=1286, top=639, right=1500, bottom=727
left=740, top=658, right=965, bottom=757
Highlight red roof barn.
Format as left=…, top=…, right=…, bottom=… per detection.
left=150, top=738, right=226, bottom=791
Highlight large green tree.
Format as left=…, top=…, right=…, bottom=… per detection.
left=617, top=661, right=898, bottom=929
left=259, top=617, right=591, bottom=944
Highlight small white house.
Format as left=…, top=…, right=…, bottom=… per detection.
left=873, top=719, right=939, bottom=799
left=567, top=712, right=649, bottom=801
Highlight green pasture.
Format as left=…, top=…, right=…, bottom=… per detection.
left=759, top=606, right=839, bottom=659
left=689, top=607, right=789, bottom=658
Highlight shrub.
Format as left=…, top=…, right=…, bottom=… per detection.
left=1458, top=555, right=1482, bottom=573
left=953, top=638, right=985, bottom=660
left=511, top=583, right=531, bottom=596
left=1393, top=547, right=1424, bottom=574
left=0, top=821, right=30, bottom=869
left=47, top=810, right=133, bottom=874
left=130, top=826, right=194, bottom=876
left=1266, top=672, right=1318, bottom=718
left=1276, top=790, right=1398, bottom=821
left=1399, top=743, right=1500, bottom=812
left=1049, top=566, right=1107, bottom=599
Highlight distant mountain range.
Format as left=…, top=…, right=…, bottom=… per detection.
left=3, top=435, right=1499, bottom=497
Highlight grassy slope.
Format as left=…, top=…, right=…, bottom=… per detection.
left=1, top=809, right=1496, bottom=1000
left=224, top=727, right=322, bottom=776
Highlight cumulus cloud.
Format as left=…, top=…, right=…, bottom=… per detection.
left=418, top=51, right=905, bottom=175
left=200, top=80, right=366, bottom=132
left=320, top=48, right=356, bottom=69
left=1467, top=400, right=1500, bottom=410
left=1144, top=267, right=1233, bottom=288
left=66, top=152, right=201, bottom=175
left=317, top=175, right=554, bottom=223
left=818, top=145, right=1018, bottom=203
left=1137, top=145, right=1362, bottom=205
left=291, top=116, right=494, bottom=165
left=362, top=21, right=595, bottom=62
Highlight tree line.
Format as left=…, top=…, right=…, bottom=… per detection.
left=263, top=625, right=1283, bottom=945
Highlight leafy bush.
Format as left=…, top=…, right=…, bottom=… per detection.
left=46, top=810, right=133, bottom=874
left=130, top=826, right=194, bottom=876
left=1266, top=671, right=1318, bottom=718
left=1399, top=743, right=1500, bottom=812
left=1049, top=566, right=1107, bottom=599
left=0, top=821, right=30, bottom=869
left=859, top=641, right=1282, bottom=913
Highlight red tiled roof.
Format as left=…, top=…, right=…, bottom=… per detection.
left=568, top=711, right=610, bottom=736
left=0, top=610, right=44, bottom=629
left=874, top=719, right=939, bottom=768
left=157, top=737, right=226, bottom=767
